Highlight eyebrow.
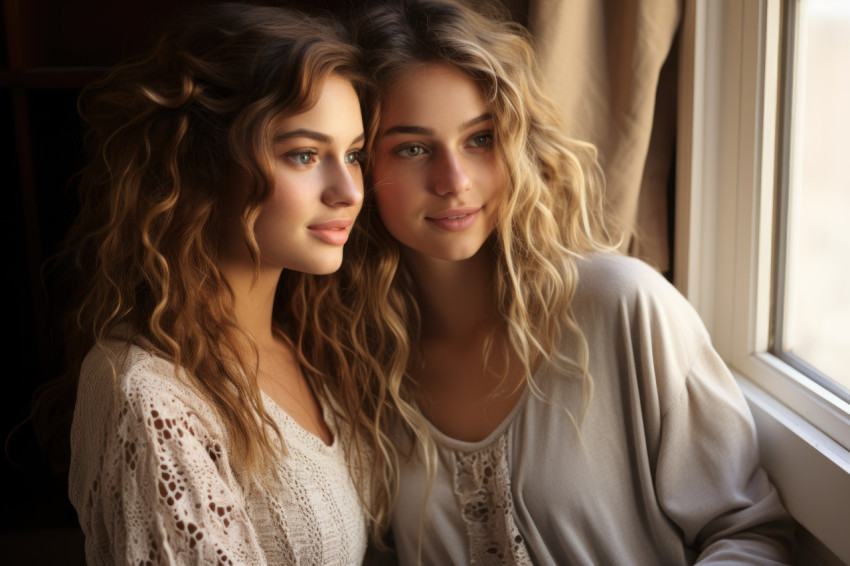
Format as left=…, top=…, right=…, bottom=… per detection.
left=381, top=125, right=433, bottom=137
left=273, top=129, right=365, bottom=145
left=381, top=113, right=493, bottom=138
left=459, top=113, right=492, bottom=131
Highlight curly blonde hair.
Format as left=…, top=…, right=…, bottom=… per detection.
left=307, top=0, right=619, bottom=540
left=36, top=1, right=388, bottom=527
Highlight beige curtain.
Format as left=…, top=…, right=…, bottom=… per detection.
left=521, top=0, right=682, bottom=273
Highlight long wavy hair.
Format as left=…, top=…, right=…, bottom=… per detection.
left=34, top=0, right=387, bottom=528
left=306, top=0, right=620, bottom=540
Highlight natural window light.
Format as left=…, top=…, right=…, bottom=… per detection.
left=773, top=0, right=850, bottom=398
left=677, top=0, right=850, bottom=563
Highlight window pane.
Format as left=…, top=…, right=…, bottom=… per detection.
left=777, top=0, right=850, bottom=393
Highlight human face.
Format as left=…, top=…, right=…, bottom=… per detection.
left=372, top=63, right=505, bottom=263
left=234, top=74, right=364, bottom=275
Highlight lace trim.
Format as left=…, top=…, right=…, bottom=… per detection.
left=454, top=434, right=533, bottom=565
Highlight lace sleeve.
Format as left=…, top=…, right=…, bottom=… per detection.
left=72, top=350, right=269, bottom=566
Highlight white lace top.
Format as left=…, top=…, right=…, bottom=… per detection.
left=392, top=254, right=795, bottom=565
left=69, top=342, right=367, bottom=566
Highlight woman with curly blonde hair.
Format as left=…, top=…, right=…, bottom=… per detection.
left=313, top=0, right=796, bottom=563
left=58, top=3, right=379, bottom=563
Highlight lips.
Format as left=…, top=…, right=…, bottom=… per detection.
left=425, top=207, right=481, bottom=231
left=307, top=218, right=353, bottom=245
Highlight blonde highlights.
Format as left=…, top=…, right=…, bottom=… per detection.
left=309, top=0, right=619, bottom=539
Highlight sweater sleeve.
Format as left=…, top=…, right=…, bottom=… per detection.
left=70, top=347, right=269, bottom=566
left=572, top=254, right=796, bottom=563
left=652, top=315, right=796, bottom=564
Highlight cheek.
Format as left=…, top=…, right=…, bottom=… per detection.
left=266, top=185, right=297, bottom=218
left=370, top=154, right=395, bottom=189
left=374, top=184, right=405, bottom=222
left=258, top=176, right=305, bottom=226
left=372, top=161, right=414, bottom=215
left=481, top=158, right=507, bottom=204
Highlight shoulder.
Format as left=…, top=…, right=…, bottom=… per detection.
left=81, top=342, right=181, bottom=405
left=81, top=341, right=175, bottom=393
left=574, top=253, right=678, bottom=304
left=76, top=341, right=221, bottom=436
left=71, top=342, right=229, bottom=499
left=568, top=254, right=713, bottom=397
left=572, top=253, right=706, bottom=339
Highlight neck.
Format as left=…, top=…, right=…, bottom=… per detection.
left=220, top=258, right=283, bottom=348
left=404, top=245, right=498, bottom=342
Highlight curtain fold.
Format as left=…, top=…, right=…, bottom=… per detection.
left=525, top=0, right=682, bottom=272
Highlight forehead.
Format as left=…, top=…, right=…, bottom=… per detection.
left=272, top=74, right=362, bottom=135
left=380, top=63, right=488, bottom=131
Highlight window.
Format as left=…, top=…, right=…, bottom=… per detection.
left=773, top=0, right=850, bottom=400
left=676, top=0, right=850, bottom=563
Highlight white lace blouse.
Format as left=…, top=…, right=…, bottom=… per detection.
left=69, top=342, right=367, bottom=566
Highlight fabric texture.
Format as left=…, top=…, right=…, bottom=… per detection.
left=69, top=342, right=367, bottom=566
left=391, top=254, right=795, bottom=565
left=527, top=0, right=682, bottom=271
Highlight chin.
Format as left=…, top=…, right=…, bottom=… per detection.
left=311, top=260, right=344, bottom=275
left=424, top=246, right=485, bottom=263
left=400, top=238, right=490, bottom=265
left=289, top=253, right=344, bottom=276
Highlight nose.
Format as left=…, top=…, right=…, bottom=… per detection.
left=322, top=158, right=364, bottom=208
left=430, top=149, right=471, bottom=197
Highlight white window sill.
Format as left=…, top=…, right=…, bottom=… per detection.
left=737, top=372, right=850, bottom=563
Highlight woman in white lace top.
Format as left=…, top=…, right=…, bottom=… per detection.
left=316, top=0, right=798, bottom=563
left=59, top=3, right=382, bottom=564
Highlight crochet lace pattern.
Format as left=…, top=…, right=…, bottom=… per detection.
left=453, top=434, right=533, bottom=565
left=69, top=343, right=366, bottom=565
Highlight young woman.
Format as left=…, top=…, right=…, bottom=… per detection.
left=320, top=0, right=797, bottom=563
left=60, top=4, right=380, bottom=564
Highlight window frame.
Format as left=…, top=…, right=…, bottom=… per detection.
left=770, top=0, right=850, bottom=404
left=675, top=0, right=850, bottom=562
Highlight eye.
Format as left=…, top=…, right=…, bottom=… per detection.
left=468, top=132, right=494, bottom=148
left=286, top=150, right=318, bottom=166
left=393, top=143, right=428, bottom=158
left=345, top=149, right=366, bottom=165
